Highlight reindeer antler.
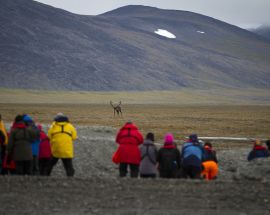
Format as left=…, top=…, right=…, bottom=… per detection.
left=110, top=101, right=114, bottom=107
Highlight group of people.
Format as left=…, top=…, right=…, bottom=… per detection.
left=114, top=121, right=270, bottom=180
left=0, top=113, right=77, bottom=176
left=113, top=121, right=219, bottom=180
left=1, top=115, right=269, bottom=179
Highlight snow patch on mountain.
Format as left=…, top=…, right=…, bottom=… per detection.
left=154, top=29, right=176, bottom=38
left=197, top=31, right=205, bottom=34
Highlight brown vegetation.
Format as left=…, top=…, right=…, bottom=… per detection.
left=0, top=103, right=269, bottom=147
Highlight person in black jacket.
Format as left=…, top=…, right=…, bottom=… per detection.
left=203, top=142, right=218, bottom=163
left=7, top=115, right=39, bottom=175
left=157, top=133, right=181, bottom=178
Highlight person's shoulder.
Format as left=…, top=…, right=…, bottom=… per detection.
left=183, top=142, right=192, bottom=147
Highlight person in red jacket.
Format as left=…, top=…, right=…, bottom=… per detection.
left=115, top=121, right=143, bottom=178
left=37, top=124, right=52, bottom=176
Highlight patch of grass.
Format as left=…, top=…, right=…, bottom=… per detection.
left=1, top=88, right=269, bottom=146
left=0, top=103, right=269, bottom=145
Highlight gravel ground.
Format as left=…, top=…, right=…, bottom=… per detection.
left=0, top=126, right=270, bottom=214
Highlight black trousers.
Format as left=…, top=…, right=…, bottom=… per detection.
left=140, top=174, right=156, bottom=178
left=119, top=163, right=139, bottom=178
left=48, top=157, right=75, bottom=177
left=39, top=158, right=51, bottom=176
left=32, top=155, right=39, bottom=175
left=181, top=165, right=202, bottom=179
left=15, top=160, right=33, bottom=175
left=159, top=170, right=178, bottom=179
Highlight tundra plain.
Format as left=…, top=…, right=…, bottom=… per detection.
left=0, top=89, right=270, bottom=144
left=0, top=89, right=270, bottom=214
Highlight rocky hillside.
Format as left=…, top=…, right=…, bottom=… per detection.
left=249, top=25, right=270, bottom=41
left=1, top=0, right=270, bottom=90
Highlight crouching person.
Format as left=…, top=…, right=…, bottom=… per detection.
left=201, top=142, right=218, bottom=180
left=47, top=113, right=77, bottom=177
left=116, top=121, right=144, bottom=178
left=247, top=139, right=269, bottom=161
left=181, top=134, right=204, bottom=179
left=139, top=132, right=158, bottom=178
left=157, top=133, right=181, bottom=178
left=7, top=115, right=39, bottom=175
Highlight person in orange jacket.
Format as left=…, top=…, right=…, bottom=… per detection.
left=201, top=142, right=218, bottom=180
left=115, top=121, right=143, bottom=178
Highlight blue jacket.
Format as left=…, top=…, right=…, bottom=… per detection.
left=247, top=145, right=269, bottom=161
left=32, top=139, right=40, bottom=156
left=22, top=115, right=40, bottom=156
left=182, top=142, right=204, bottom=167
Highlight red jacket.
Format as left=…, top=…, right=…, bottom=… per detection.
left=116, top=122, right=143, bottom=165
left=39, top=130, right=52, bottom=159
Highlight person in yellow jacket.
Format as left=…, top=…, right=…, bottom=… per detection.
left=0, top=114, right=9, bottom=174
left=0, top=114, right=8, bottom=145
left=47, top=113, right=77, bottom=176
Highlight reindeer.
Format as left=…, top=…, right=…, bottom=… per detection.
left=110, top=101, right=122, bottom=116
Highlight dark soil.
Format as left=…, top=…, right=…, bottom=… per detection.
left=1, top=126, right=270, bottom=214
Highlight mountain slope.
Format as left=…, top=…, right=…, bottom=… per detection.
left=248, top=25, right=270, bottom=41
left=0, top=0, right=270, bottom=90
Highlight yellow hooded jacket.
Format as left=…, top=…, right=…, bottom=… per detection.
left=0, top=120, right=8, bottom=145
left=48, top=121, right=77, bottom=158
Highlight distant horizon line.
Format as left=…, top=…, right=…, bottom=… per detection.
left=33, top=1, right=266, bottom=30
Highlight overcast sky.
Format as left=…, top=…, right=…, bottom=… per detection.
left=34, top=0, right=270, bottom=29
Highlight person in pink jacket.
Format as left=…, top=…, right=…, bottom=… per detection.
left=38, top=124, right=52, bottom=176
left=116, top=121, right=144, bottom=178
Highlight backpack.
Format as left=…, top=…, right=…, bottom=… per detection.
left=141, top=144, right=157, bottom=165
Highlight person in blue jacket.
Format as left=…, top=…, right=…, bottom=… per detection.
left=247, top=139, right=269, bottom=161
left=181, top=134, right=204, bottom=179
left=23, top=114, right=40, bottom=175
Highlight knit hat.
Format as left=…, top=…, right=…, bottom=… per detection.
left=54, top=113, right=69, bottom=122
left=56, top=112, right=64, bottom=118
left=164, top=133, right=174, bottom=144
left=189, top=133, right=198, bottom=143
left=23, top=114, right=33, bottom=123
